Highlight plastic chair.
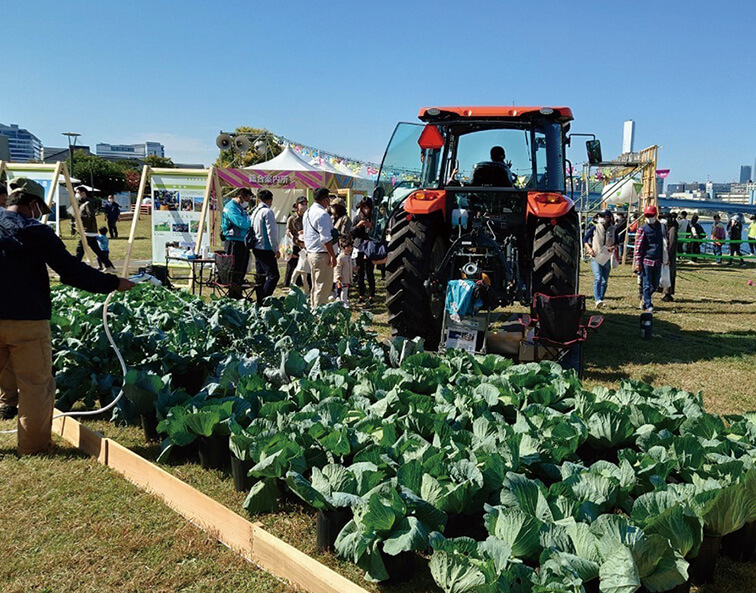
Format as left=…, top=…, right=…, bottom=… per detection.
left=209, top=251, right=255, bottom=299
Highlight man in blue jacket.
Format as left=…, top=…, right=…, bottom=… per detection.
left=0, top=178, right=134, bottom=455
left=221, top=188, right=253, bottom=298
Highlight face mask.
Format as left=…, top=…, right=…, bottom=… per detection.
left=646, top=217, right=657, bottom=224
left=597, top=217, right=606, bottom=225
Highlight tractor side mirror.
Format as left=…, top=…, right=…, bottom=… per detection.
left=372, top=186, right=385, bottom=203
left=586, top=140, right=603, bottom=165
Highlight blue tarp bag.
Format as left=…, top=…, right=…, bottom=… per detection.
left=445, top=280, right=480, bottom=321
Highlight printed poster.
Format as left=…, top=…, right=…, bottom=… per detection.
left=4, top=167, right=59, bottom=235
left=151, top=172, right=212, bottom=264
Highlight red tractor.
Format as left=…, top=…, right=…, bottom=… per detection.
left=375, top=106, right=585, bottom=349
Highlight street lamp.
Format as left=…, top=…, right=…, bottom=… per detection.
left=62, top=132, right=80, bottom=178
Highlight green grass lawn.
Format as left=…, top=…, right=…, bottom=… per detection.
left=2, top=247, right=756, bottom=592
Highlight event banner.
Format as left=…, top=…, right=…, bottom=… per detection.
left=151, top=172, right=211, bottom=264
left=5, top=166, right=59, bottom=234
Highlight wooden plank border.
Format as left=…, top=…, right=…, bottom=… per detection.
left=51, top=413, right=369, bottom=593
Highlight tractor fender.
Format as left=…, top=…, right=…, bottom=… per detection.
left=526, top=192, right=574, bottom=219
left=403, top=189, right=448, bottom=218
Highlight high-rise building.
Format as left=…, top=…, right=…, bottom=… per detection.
left=0, top=123, right=43, bottom=162
left=740, top=165, right=752, bottom=184
left=96, top=141, right=165, bottom=160
left=0, top=135, right=9, bottom=161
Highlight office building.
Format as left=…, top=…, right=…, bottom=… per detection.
left=0, top=135, right=9, bottom=161
left=96, top=141, right=164, bottom=161
left=42, top=146, right=91, bottom=164
left=741, top=165, right=752, bottom=184
left=0, top=123, right=43, bottom=162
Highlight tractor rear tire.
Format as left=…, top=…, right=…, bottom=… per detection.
left=385, top=214, right=447, bottom=350
left=531, top=209, right=580, bottom=297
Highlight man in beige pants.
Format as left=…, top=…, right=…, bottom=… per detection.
left=0, top=178, right=134, bottom=455
left=302, top=187, right=337, bottom=308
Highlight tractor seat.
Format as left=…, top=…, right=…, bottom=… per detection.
left=471, top=161, right=513, bottom=188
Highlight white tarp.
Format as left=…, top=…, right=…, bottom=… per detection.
left=247, top=146, right=320, bottom=171
left=601, top=177, right=643, bottom=206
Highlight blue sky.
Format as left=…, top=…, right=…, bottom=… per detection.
left=2, top=0, right=754, bottom=183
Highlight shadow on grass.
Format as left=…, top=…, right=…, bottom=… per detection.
left=0, top=442, right=91, bottom=461
left=584, top=311, right=756, bottom=383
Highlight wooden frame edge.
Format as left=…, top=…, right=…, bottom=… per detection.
left=51, top=412, right=369, bottom=593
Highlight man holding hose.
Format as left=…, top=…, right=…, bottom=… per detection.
left=0, top=178, right=134, bottom=456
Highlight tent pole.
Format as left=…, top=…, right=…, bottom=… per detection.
left=123, top=165, right=150, bottom=277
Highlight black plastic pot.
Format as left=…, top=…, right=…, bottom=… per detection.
left=171, top=368, right=206, bottom=395
left=575, top=443, right=619, bottom=465
left=197, top=435, right=230, bottom=470
left=689, top=535, right=721, bottom=585
left=230, top=455, right=253, bottom=492
left=583, top=580, right=600, bottom=593
left=315, top=508, right=352, bottom=552
left=444, top=513, right=488, bottom=541
left=382, top=551, right=415, bottom=584
left=639, top=583, right=690, bottom=593
left=721, top=521, right=756, bottom=562
left=140, top=411, right=159, bottom=442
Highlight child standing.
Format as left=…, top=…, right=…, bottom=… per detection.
left=97, top=226, right=111, bottom=270
left=335, top=237, right=354, bottom=308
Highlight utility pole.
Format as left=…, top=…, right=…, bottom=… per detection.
left=62, top=132, right=81, bottom=181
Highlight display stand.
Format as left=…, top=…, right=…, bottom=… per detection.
left=125, top=167, right=219, bottom=291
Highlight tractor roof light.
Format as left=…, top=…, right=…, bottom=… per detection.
left=539, top=107, right=555, bottom=115
left=426, top=108, right=441, bottom=116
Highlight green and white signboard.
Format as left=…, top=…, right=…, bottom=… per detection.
left=151, top=172, right=211, bottom=264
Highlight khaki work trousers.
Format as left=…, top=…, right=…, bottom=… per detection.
left=0, top=320, right=55, bottom=456
left=0, top=364, right=18, bottom=407
left=307, top=252, right=334, bottom=308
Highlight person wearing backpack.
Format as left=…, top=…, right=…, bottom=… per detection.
left=633, top=205, right=666, bottom=313
left=221, top=188, right=253, bottom=298
left=250, top=189, right=280, bottom=305
left=711, top=214, right=726, bottom=263
left=352, top=197, right=376, bottom=305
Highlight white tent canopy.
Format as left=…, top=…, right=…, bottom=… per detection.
left=246, top=145, right=320, bottom=171
left=309, top=157, right=340, bottom=173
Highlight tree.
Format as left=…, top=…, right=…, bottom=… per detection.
left=213, top=127, right=282, bottom=168
left=123, top=169, right=143, bottom=192
left=144, top=155, right=175, bottom=168
left=69, top=150, right=126, bottom=195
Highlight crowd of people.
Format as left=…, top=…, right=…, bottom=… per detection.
left=583, top=206, right=755, bottom=313
left=220, top=187, right=386, bottom=309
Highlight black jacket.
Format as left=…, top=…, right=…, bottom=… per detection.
left=0, top=210, right=120, bottom=320
left=80, top=199, right=98, bottom=233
